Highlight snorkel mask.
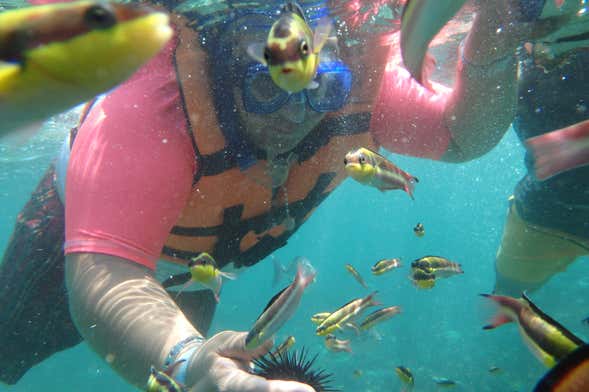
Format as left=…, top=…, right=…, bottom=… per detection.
left=199, top=1, right=351, bottom=170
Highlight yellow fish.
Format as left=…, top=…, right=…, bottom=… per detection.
left=0, top=0, right=172, bottom=136
left=344, top=147, right=419, bottom=199
left=482, top=293, right=583, bottom=368
left=177, top=253, right=236, bottom=303
left=316, top=291, right=379, bottom=336
left=247, top=1, right=331, bottom=93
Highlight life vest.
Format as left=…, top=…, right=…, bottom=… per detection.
left=161, top=19, right=389, bottom=270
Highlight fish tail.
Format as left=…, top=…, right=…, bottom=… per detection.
left=525, top=119, right=589, bottom=180
left=296, top=260, right=316, bottom=289
left=343, top=340, right=353, bottom=353
left=480, top=294, right=514, bottom=330
left=401, top=171, right=418, bottom=200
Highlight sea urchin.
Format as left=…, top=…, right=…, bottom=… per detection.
left=252, top=348, right=339, bottom=392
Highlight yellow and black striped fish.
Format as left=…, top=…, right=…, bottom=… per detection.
left=0, top=0, right=172, bottom=136
left=482, top=293, right=584, bottom=368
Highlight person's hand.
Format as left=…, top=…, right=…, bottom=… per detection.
left=185, top=331, right=316, bottom=392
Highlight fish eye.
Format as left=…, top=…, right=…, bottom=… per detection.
left=359, top=155, right=366, bottom=164
left=263, top=46, right=271, bottom=63
left=343, top=158, right=347, bottom=165
left=299, top=40, right=309, bottom=56
left=84, top=4, right=117, bottom=30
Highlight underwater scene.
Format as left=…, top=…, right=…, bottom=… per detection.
left=1, top=0, right=588, bottom=391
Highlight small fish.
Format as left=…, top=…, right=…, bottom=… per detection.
left=359, top=306, right=402, bottom=330
left=344, top=147, right=419, bottom=199
left=488, top=366, right=502, bottom=374
left=481, top=293, right=584, bottom=368
left=247, top=1, right=332, bottom=93
left=412, top=256, right=463, bottom=278
left=371, top=258, right=402, bottom=275
left=246, top=257, right=315, bottom=350
left=410, top=268, right=436, bottom=289
left=534, top=343, right=589, bottom=392
left=311, top=312, right=332, bottom=325
left=272, top=335, right=296, bottom=356
left=413, top=223, right=425, bottom=237
left=395, top=366, right=415, bottom=389
left=525, top=119, right=589, bottom=181
left=353, top=369, right=363, bottom=378
left=583, top=316, right=589, bottom=326
left=176, top=253, right=236, bottom=303
left=316, top=291, right=380, bottom=336
left=0, top=0, right=172, bottom=137
left=324, top=334, right=352, bottom=353
left=345, top=263, right=368, bottom=289
left=146, top=361, right=186, bottom=392
left=432, top=377, right=458, bottom=387
left=400, top=0, right=467, bottom=90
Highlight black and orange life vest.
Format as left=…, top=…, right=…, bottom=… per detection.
left=161, top=20, right=389, bottom=270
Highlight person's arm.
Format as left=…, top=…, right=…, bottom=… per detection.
left=371, top=2, right=524, bottom=162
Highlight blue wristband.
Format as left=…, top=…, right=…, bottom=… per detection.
left=164, top=335, right=205, bottom=385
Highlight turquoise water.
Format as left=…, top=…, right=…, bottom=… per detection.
left=2, top=117, right=587, bottom=391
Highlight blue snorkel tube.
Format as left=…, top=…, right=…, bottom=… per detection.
left=198, top=0, right=330, bottom=171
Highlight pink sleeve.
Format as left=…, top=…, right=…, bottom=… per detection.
left=65, top=38, right=196, bottom=270
left=370, top=65, right=452, bottom=160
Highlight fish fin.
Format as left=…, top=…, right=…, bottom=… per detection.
left=174, top=280, right=194, bottom=300
left=272, top=256, right=287, bottom=287
left=306, top=80, right=320, bottom=90
left=213, top=292, right=220, bottom=303
left=525, top=119, right=589, bottom=180
left=404, top=182, right=415, bottom=200
left=219, top=271, right=237, bottom=280
left=247, top=42, right=267, bottom=65
left=283, top=1, right=306, bottom=22
left=482, top=313, right=512, bottom=330
left=312, top=16, right=332, bottom=53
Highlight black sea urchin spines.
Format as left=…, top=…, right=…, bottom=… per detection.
left=253, top=348, right=339, bottom=392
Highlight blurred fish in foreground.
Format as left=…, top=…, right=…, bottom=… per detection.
left=400, top=0, right=467, bottom=90
left=526, top=118, right=589, bottom=181
left=0, top=0, right=172, bottom=138
left=534, top=343, right=589, bottom=392
left=481, top=293, right=583, bottom=368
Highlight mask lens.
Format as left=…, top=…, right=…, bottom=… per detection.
left=306, top=62, right=352, bottom=112
left=243, top=64, right=289, bottom=113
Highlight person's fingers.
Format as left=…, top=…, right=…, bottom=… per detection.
left=213, top=357, right=316, bottom=392
left=213, top=331, right=274, bottom=361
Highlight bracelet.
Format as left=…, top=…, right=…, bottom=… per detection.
left=164, top=335, right=205, bottom=385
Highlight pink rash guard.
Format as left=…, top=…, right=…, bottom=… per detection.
left=65, top=38, right=453, bottom=270
left=65, top=37, right=196, bottom=270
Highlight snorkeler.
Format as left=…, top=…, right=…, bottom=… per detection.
left=0, top=0, right=549, bottom=389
